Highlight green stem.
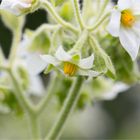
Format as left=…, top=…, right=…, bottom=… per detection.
left=96, top=0, right=109, bottom=21
left=45, top=76, right=84, bottom=140
left=72, top=0, right=84, bottom=30
left=42, top=0, right=79, bottom=34
left=88, top=12, right=109, bottom=31
left=36, top=74, right=57, bottom=114
left=8, top=69, right=35, bottom=114
left=8, top=69, right=41, bottom=139
left=69, top=29, right=88, bottom=53
left=28, top=115, right=41, bottom=140
left=9, top=20, right=24, bottom=65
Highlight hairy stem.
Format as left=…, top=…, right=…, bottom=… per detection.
left=36, top=73, right=57, bottom=114
left=96, top=0, right=109, bottom=20
left=72, top=0, right=84, bottom=30
left=8, top=69, right=35, bottom=114
left=42, top=0, right=79, bottom=34
left=45, top=76, right=84, bottom=140
left=88, top=12, right=109, bottom=31
left=28, top=115, right=41, bottom=140
left=9, top=19, right=24, bottom=65
left=8, top=69, right=41, bottom=139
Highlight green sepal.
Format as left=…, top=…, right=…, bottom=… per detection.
left=44, top=64, right=54, bottom=75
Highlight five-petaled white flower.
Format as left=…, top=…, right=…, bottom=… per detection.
left=107, top=0, right=140, bottom=60
left=0, top=0, right=32, bottom=15
left=39, top=46, right=99, bottom=77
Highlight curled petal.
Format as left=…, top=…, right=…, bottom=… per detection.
left=79, top=54, right=94, bottom=69
left=77, top=69, right=100, bottom=77
left=0, top=0, right=31, bottom=15
left=101, top=82, right=129, bottom=100
left=40, top=54, right=59, bottom=66
left=55, top=46, right=72, bottom=61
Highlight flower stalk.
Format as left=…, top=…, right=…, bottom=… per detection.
left=72, top=0, right=85, bottom=30
left=45, top=76, right=84, bottom=140
left=42, top=0, right=79, bottom=34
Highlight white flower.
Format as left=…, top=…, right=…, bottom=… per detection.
left=100, top=82, right=129, bottom=100
left=0, top=0, right=32, bottom=15
left=82, top=77, right=129, bottom=101
left=17, top=35, right=47, bottom=75
left=107, top=0, right=140, bottom=60
left=39, top=46, right=99, bottom=77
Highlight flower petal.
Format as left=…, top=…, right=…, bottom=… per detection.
left=26, top=54, right=47, bottom=75
left=55, top=46, right=72, bottom=61
left=118, top=0, right=132, bottom=11
left=78, top=54, right=94, bottom=69
left=132, top=21, right=140, bottom=38
left=40, top=54, right=59, bottom=66
left=131, top=0, right=140, bottom=15
left=101, top=82, right=129, bottom=100
left=119, top=27, right=140, bottom=60
left=0, top=0, right=31, bottom=15
left=107, top=9, right=121, bottom=37
left=78, top=69, right=99, bottom=77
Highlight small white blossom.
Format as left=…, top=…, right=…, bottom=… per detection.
left=39, top=46, right=99, bottom=77
left=17, top=35, right=47, bottom=75
left=107, top=0, right=140, bottom=60
left=0, top=0, right=32, bottom=15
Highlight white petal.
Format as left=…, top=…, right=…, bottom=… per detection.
left=119, top=27, right=140, bottom=60
left=55, top=46, right=72, bottom=61
left=132, top=21, right=140, bottom=38
left=107, top=9, right=121, bottom=37
left=0, top=0, right=30, bottom=15
left=118, top=0, right=132, bottom=11
left=28, top=75, right=44, bottom=96
left=131, top=0, right=140, bottom=15
left=26, top=54, right=47, bottom=75
left=40, top=55, right=59, bottom=66
left=78, top=54, right=94, bottom=69
left=78, top=69, right=99, bottom=77
left=101, top=82, right=129, bottom=100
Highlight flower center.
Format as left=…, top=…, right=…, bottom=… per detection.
left=64, top=62, right=77, bottom=76
left=121, top=10, right=135, bottom=27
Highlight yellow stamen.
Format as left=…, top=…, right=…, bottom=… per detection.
left=121, top=10, right=135, bottom=27
left=64, top=62, right=77, bottom=76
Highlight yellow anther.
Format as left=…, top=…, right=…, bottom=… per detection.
left=64, top=62, right=77, bottom=76
left=121, top=10, right=135, bottom=27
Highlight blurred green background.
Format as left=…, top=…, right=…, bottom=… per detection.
left=0, top=1, right=140, bottom=139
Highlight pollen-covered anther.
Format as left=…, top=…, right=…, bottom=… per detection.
left=64, top=62, right=77, bottom=76
left=121, top=10, right=135, bottom=27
